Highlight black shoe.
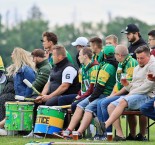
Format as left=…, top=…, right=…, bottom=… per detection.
left=99, top=121, right=106, bottom=134
left=135, top=133, right=147, bottom=141
left=126, top=133, right=135, bottom=140
left=78, top=132, right=83, bottom=139
left=113, top=135, right=126, bottom=141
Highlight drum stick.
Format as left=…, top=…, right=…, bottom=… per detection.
left=15, top=95, right=35, bottom=101
left=23, top=79, right=42, bottom=96
left=53, top=132, right=64, bottom=139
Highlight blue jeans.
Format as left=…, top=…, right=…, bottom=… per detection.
left=58, top=94, right=77, bottom=106
left=112, top=94, right=151, bottom=110
left=97, top=96, right=120, bottom=132
left=140, top=97, right=155, bottom=120
left=77, top=95, right=107, bottom=115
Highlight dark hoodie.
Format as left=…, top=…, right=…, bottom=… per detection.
left=88, top=56, right=118, bottom=102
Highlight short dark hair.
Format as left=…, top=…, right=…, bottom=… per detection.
left=148, top=30, right=155, bottom=37
left=89, top=37, right=102, bottom=48
left=82, top=47, right=93, bottom=59
left=31, top=49, right=45, bottom=58
left=135, top=45, right=150, bottom=55
left=42, top=32, right=58, bottom=45
left=53, top=45, right=66, bottom=57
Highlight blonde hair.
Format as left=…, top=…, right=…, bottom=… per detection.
left=6, top=64, right=16, bottom=77
left=12, top=47, right=35, bottom=74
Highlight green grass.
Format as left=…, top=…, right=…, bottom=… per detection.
left=1, top=118, right=155, bottom=145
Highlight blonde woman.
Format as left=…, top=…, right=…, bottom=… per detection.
left=11, top=47, right=36, bottom=96
left=0, top=48, right=36, bottom=135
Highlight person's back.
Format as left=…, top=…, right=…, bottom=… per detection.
left=31, top=49, right=51, bottom=93
left=11, top=47, right=36, bottom=96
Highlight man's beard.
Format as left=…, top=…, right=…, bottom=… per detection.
left=128, top=36, right=136, bottom=43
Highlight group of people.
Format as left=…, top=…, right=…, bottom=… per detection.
left=0, top=23, right=155, bottom=142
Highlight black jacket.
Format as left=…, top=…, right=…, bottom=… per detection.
left=128, top=37, right=146, bottom=59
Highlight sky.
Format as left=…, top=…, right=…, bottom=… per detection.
left=0, top=0, right=155, bottom=27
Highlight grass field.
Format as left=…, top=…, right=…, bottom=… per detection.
left=1, top=118, right=155, bottom=145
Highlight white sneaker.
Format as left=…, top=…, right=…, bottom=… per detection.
left=0, top=128, right=7, bottom=136
left=23, top=130, right=43, bottom=138
left=23, top=130, right=34, bottom=138
left=34, top=134, right=43, bottom=138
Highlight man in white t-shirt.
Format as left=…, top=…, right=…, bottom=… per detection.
left=35, top=45, right=80, bottom=106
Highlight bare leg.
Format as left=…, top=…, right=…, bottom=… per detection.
left=105, top=99, right=127, bottom=134
left=0, top=118, right=6, bottom=128
left=77, top=111, right=93, bottom=134
left=108, top=103, right=124, bottom=137
left=139, top=115, right=147, bottom=137
left=108, top=103, right=125, bottom=137
left=127, top=115, right=137, bottom=137
left=67, top=107, right=83, bottom=130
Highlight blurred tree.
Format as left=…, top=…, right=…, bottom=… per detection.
left=0, top=6, right=154, bottom=67
left=1, top=5, right=49, bottom=66
left=105, top=17, right=150, bottom=45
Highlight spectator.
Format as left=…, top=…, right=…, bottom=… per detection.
left=31, top=49, right=51, bottom=93
left=11, top=47, right=36, bottom=96
left=89, top=37, right=104, bottom=63
left=121, top=24, right=147, bottom=139
left=0, top=47, right=36, bottom=135
left=140, top=72, right=155, bottom=121
left=58, top=47, right=99, bottom=113
left=101, top=45, right=155, bottom=141
left=22, top=49, right=51, bottom=138
left=121, top=24, right=146, bottom=59
left=0, top=56, right=5, bottom=93
left=105, top=34, right=118, bottom=47
left=0, top=65, right=15, bottom=123
left=71, top=37, right=88, bottom=67
left=95, top=45, right=138, bottom=140
left=63, top=45, right=117, bottom=139
left=148, top=30, right=155, bottom=56
left=35, top=45, right=80, bottom=106
left=41, top=32, right=74, bottom=66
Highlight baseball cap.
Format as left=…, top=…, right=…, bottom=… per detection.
left=121, top=24, right=139, bottom=34
left=71, top=37, right=88, bottom=46
left=103, top=45, right=115, bottom=56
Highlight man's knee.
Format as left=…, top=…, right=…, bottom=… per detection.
left=107, top=103, right=115, bottom=114
left=119, top=99, right=128, bottom=108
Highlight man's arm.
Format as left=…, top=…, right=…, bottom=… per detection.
left=109, top=87, right=128, bottom=98
left=41, top=81, right=50, bottom=95
left=42, top=66, right=77, bottom=102
left=44, top=83, right=71, bottom=100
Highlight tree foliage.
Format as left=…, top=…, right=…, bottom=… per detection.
left=0, top=5, right=154, bottom=67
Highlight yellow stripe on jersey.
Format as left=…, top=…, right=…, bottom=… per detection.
left=97, top=70, right=110, bottom=86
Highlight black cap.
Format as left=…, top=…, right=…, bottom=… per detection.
left=121, top=24, right=139, bottom=34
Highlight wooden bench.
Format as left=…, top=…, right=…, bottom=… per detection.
left=67, top=109, right=152, bottom=140
left=122, top=110, right=150, bottom=140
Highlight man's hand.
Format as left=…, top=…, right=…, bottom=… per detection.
left=75, top=95, right=81, bottom=100
left=120, top=78, right=129, bottom=86
left=42, top=95, right=51, bottom=102
left=35, top=96, right=43, bottom=104
left=147, top=74, right=155, bottom=81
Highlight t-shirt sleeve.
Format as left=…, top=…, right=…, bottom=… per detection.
left=62, top=66, right=77, bottom=84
